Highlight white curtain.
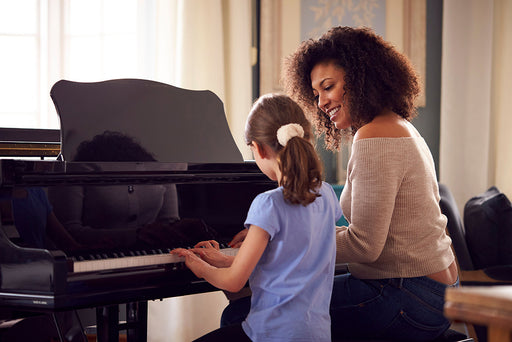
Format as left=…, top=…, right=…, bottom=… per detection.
left=151, top=0, right=254, bottom=161
left=440, top=0, right=512, bottom=213
left=146, top=1, right=253, bottom=341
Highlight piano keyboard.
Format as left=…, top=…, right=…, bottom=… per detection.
left=72, top=247, right=239, bottom=273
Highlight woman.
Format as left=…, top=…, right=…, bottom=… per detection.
left=282, top=26, right=458, bottom=341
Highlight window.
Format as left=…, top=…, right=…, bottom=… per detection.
left=0, top=0, right=41, bottom=128
left=0, top=0, right=152, bottom=129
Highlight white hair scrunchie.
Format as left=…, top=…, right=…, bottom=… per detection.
left=276, top=123, right=304, bottom=146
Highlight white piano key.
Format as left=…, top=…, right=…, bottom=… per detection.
left=73, top=247, right=239, bottom=273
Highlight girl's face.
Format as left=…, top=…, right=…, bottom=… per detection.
left=310, top=61, right=352, bottom=130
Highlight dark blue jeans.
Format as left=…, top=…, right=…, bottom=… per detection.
left=194, top=323, right=250, bottom=342
left=220, top=296, right=252, bottom=328
left=330, top=274, right=459, bottom=341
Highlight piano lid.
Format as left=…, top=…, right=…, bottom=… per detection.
left=50, top=79, right=243, bottom=163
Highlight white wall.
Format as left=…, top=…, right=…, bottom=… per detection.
left=440, top=0, right=512, bottom=211
left=491, top=0, right=512, bottom=199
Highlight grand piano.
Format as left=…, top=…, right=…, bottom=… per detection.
left=0, top=79, right=277, bottom=341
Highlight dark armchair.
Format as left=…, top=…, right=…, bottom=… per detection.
left=439, top=183, right=512, bottom=285
left=438, top=183, right=512, bottom=342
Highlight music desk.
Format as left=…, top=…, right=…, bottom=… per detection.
left=444, top=286, right=512, bottom=342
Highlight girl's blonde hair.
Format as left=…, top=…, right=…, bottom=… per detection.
left=245, top=94, right=323, bottom=205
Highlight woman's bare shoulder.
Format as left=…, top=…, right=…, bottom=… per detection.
left=354, top=113, right=416, bottom=142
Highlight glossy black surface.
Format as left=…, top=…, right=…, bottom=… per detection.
left=0, top=159, right=276, bottom=311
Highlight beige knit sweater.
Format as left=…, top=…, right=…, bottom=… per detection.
left=337, top=136, right=455, bottom=279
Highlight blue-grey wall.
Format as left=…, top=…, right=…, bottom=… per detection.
left=414, top=0, right=443, bottom=178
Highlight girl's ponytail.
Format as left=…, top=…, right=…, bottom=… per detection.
left=279, top=135, right=322, bottom=205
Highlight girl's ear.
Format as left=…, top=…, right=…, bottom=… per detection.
left=252, top=141, right=268, bottom=159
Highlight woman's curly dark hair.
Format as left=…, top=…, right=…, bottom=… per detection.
left=73, top=130, right=156, bottom=162
left=282, top=26, right=420, bottom=150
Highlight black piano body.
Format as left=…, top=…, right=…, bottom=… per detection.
left=0, top=158, right=277, bottom=309
left=0, top=158, right=276, bottom=340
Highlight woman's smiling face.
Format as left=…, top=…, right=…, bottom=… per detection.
left=310, top=61, right=352, bottom=130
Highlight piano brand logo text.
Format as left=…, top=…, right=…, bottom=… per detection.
left=32, top=300, right=48, bottom=305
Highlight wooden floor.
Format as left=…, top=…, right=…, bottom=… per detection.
left=86, top=334, right=127, bottom=342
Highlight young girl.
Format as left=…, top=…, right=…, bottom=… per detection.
left=172, top=93, right=342, bottom=342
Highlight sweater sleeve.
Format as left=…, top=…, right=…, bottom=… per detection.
left=336, top=139, right=405, bottom=264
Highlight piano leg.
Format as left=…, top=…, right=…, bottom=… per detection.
left=51, top=314, right=65, bottom=342
left=52, top=310, right=88, bottom=342
left=127, top=301, right=148, bottom=342
left=95, top=302, right=148, bottom=342
left=96, top=305, right=119, bottom=342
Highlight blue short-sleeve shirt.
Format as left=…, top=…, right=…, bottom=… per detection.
left=242, top=182, right=342, bottom=342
